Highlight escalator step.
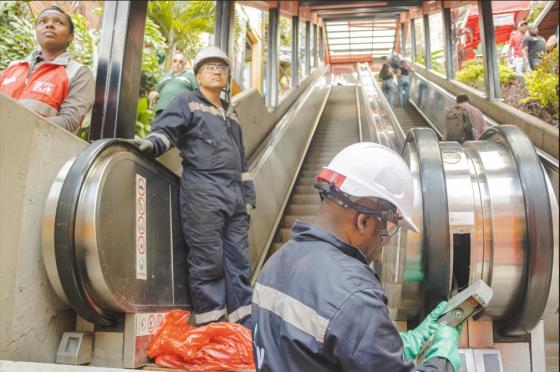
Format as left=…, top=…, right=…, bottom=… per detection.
left=294, top=185, right=317, bottom=195
left=295, top=177, right=316, bottom=187
left=291, top=194, right=321, bottom=204
left=283, top=215, right=315, bottom=228
left=279, top=228, right=292, bottom=242
left=287, top=204, right=321, bottom=215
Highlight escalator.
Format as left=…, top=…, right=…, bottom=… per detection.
left=270, top=85, right=361, bottom=254
left=392, top=105, right=431, bottom=133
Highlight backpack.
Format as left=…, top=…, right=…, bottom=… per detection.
left=444, top=105, right=474, bottom=143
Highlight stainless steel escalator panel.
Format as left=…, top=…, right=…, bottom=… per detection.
left=390, top=140, right=424, bottom=320
left=464, top=139, right=526, bottom=320
left=481, top=126, right=556, bottom=336
left=389, top=125, right=557, bottom=336
left=42, top=157, right=75, bottom=306
left=74, top=145, right=188, bottom=313
left=42, top=140, right=189, bottom=325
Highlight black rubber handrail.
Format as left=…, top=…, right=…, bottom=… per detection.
left=54, top=139, right=176, bottom=325
left=404, top=128, right=451, bottom=316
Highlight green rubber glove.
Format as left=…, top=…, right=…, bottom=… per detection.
left=399, top=301, right=447, bottom=360
left=423, top=322, right=463, bottom=372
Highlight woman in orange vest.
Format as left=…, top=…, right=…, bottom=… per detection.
left=0, top=6, right=94, bottom=133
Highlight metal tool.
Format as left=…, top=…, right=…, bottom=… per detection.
left=416, top=280, right=494, bottom=365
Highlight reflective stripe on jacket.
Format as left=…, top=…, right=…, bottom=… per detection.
left=252, top=221, right=448, bottom=371
left=146, top=89, right=256, bottom=207
left=0, top=51, right=83, bottom=118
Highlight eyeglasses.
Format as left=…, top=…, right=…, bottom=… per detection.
left=202, top=63, right=229, bottom=74
left=315, top=181, right=402, bottom=245
left=380, top=220, right=400, bottom=245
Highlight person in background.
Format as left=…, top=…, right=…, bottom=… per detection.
left=379, top=56, right=395, bottom=106
left=523, top=24, right=547, bottom=71
left=252, top=142, right=462, bottom=371
left=389, top=51, right=402, bottom=73
left=131, top=46, right=255, bottom=328
left=0, top=5, right=94, bottom=133
left=508, top=20, right=528, bottom=75
left=443, top=94, right=487, bottom=142
left=396, top=59, right=413, bottom=108
left=148, top=52, right=197, bottom=119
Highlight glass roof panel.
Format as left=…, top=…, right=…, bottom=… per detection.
left=326, top=19, right=396, bottom=57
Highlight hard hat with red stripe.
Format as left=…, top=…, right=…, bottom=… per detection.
left=315, top=142, right=419, bottom=233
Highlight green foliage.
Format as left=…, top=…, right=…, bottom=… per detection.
left=522, top=48, right=559, bottom=119
left=148, top=1, right=215, bottom=62
left=415, top=47, right=426, bottom=66
left=279, top=16, right=291, bottom=48
left=498, top=62, right=515, bottom=85
left=431, top=49, right=445, bottom=74
left=136, top=97, right=154, bottom=138
left=455, top=59, right=484, bottom=89
left=526, top=4, right=544, bottom=25
left=0, top=3, right=35, bottom=70
left=68, top=14, right=99, bottom=67
left=140, top=17, right=167, bottom=96
left=234, top=5, right=248, bottom=58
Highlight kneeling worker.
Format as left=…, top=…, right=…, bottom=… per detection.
left=131, top=46, right=255, bottom=327
left=252, top=143, right=462, bottom=371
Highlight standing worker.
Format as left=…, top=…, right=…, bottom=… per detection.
left=131, top=46, right=255, bottom=327
left=523, top=24, right=547, bottom=71
left=148, top=52, right=197, bottom=119
left=252, top=143, right=462, bottom=371
left=0, top=5, right=94, bottom=133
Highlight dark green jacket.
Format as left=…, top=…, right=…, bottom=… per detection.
left=156, top=70, right=197, bottom=111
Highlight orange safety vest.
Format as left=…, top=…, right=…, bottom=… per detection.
left=0, top=52, right=82, bottom=118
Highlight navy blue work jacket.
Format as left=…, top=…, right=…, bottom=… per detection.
left=252, top=221, right=449, bottom=371
left=146, top=89, right=256, bottom=207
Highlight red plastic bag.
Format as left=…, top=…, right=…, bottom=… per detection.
left=148, top=309, right=255, bottom=371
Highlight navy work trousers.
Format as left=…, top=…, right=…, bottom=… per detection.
left=180, top=183, right=253, bottom=327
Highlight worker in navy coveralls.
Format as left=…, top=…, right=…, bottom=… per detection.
left=131, top=46, right=255, bottom=327
left=252, top=143, right=463, bottom=371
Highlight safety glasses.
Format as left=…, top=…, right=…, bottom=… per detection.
left=315, top=181, right=401, bottom=244
left=202, top=63, right=229, bottom=74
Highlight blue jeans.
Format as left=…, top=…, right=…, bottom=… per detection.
left=398, top=75, right=410, bottom=107
left=381, top=79, right=394, bottom=106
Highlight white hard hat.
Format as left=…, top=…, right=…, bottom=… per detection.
left=316, top=142, right=419, bottom=233
left=193, top=46, right=230, bottom=75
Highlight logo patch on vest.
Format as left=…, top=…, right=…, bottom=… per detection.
left=31, top=81, right=55, bottom=95
left=1, top=77, right=16, bottom=86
